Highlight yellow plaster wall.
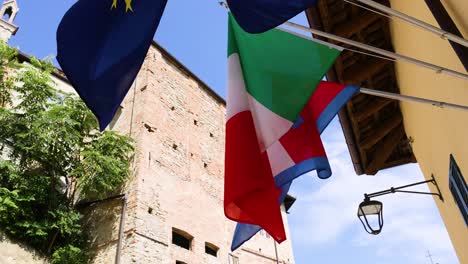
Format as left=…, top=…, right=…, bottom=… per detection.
left=388, top=1, right=468, bottom=263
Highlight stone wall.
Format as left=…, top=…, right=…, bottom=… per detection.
left=87, top=44, right=295, bottom=264
left=0, top=235, right=47, bottom=264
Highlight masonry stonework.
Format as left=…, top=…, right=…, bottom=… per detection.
left=0, top=237, right=47, bottom=264
left=87, top=44, right=296, bottom=264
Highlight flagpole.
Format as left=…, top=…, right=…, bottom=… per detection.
left=352, top=0, right=468, bottom=48
left=359, top=87, right=468, bottom=112
left=218, top=1, right=468, bottom=80
left=283, top=21, right=468, bottom=81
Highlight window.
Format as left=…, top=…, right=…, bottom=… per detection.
left=2, top=7, right=12, bottom=20
left=176, top=261, right=187, bottom=264
left=172, top=228, right=193, bottom=250
left=205, top=242, right=218, bottom=257
left=449, top=154, right=468, bottom=225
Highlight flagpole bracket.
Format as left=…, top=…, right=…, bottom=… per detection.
left=219, top=1, right=228, bottom=9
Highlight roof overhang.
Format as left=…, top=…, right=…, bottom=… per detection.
left=305, top=0, right=416, bottom=175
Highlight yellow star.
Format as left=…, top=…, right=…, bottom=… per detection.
left=125, top=0, right=133, bottom=12
left=111, top=0, right=133, bottom=12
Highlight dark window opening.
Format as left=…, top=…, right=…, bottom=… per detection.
left=172, top=144, right=178, bottom=150
left=176, top=261, right=187, bottom=264
left=449, top=154, right=468, bottom=225
left=205, top=242, right=218, bottom=257
left=2, top=7, right=12, bottom=20
left=209, top=133, right=214, bottom=138
left=172, top=228, right=192, bottom=250
left=144, top=123, right=156, bottom=133
left=171, top=106, right=175, bottom=111
left=193, top=120, right=198, bottom=126
left=204, top=163, right=208, bottom=168
left=148, top=207, right=153, bottom=214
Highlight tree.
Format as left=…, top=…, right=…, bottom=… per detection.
left=0, top=42, right=134, bottom=263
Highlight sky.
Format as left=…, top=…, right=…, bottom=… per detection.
left=8, top=0, right=460, bottom=263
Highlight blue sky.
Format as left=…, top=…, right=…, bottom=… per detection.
left=9, top=1, right=459, bottom=263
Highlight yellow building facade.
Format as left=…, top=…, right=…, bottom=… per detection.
left=388, top=1, right=468, bottom=263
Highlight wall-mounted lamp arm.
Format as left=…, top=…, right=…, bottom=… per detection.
left=364, top=175, right=443, bottom=201
left=394, top=189, right=442, bottom=196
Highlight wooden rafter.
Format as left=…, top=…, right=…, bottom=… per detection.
left=306, top=0, right=416, bottom=175
left=360, top=114, right=402, bottom=150
left=382, top=155, right=418, bottom=169
left=334, top=11, right=380, bottom=37
left=343, top=57, right=390, bottom=83
left=354, top=98, right=393, bottom=122
left=365, top=125, right=405, bottom=175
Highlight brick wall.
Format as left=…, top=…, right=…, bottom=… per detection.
left=87, top=44, right=295, bottom=264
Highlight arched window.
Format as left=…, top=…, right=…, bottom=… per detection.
left=205, top=242, right=219, bottom=257
left=2, top=6, right=12, bottom=21
left=172, top=228, right=193, bottom=250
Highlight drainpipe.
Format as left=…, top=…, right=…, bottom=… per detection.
left=115, top=194, right=127, bottom=264
left=273, top=240, right=279, bottom=264
left=76, top=194, right=127, bottom=264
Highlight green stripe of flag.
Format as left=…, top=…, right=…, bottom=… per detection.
left=227, top=14, right=341, bottom=122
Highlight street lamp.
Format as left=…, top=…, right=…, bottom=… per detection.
left=358, top=175, right=443, bottom=235
left=358, top=198, right=383, bottom=235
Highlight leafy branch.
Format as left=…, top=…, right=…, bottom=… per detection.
left=0, top=42, right=134, bottom=263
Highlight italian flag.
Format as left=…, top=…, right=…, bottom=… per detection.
left=225, top=13, right=359, bottom=247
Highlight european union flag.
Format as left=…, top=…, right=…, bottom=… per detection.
left=227, top=0, right=317, bottom=33
left=57, top=0, right=168, bottom=130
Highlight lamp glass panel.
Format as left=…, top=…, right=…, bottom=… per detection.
left=358, top=202, right=382, bottom=216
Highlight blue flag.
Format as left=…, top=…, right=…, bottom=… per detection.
left=227, top=0, right=318, bottom=33
left=57, top=0, right=168, bottom=130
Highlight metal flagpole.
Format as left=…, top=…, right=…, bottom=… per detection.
left=283, top=21, right=468, bottom=81
left=359, top=87, right=468, bottom=112
left=283, top=23, right=468, bottom=112
left=353, top=0, right=468, bottom=48
left=219, top=1, right=468, bottom=80
left=218, top=1, right=468, bottom=109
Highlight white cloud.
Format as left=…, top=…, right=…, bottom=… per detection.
left=288, top=119, right=459, bottom=264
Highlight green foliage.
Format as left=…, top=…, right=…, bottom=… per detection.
left=0, top=41, right=134, bottom=262
left=75, top=131, right=134, bottom=198
left=0, top=41, right=17, bottom=107
left=51, top=245, right=86, bottom=264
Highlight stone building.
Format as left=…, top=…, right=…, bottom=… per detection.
left=0, top=0, right=18, bottom=42
left=83, top=40, right=296, bottom=264
left=0, top=1, right=296, bottom=263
